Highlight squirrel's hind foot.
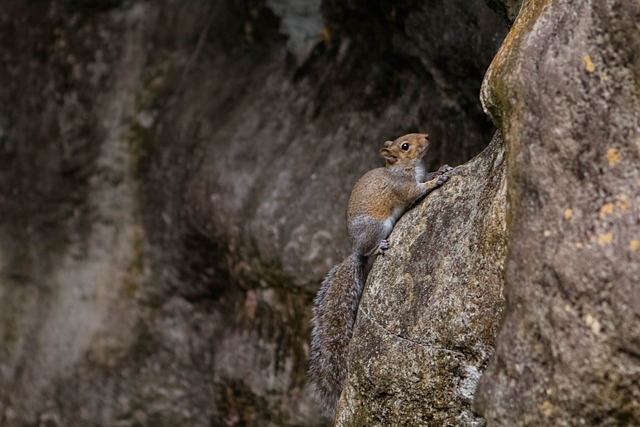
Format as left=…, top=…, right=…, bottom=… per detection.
left=376, top=239, right=390, bottom=255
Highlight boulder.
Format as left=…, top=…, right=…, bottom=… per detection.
left=336, top=132, right=507, bottom=426
left=475, top=0, right=640, bottom=425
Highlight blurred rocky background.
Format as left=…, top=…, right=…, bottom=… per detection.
left=0, top=0, right=506, bottom=425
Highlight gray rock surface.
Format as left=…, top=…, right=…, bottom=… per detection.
left=0, top=0, right=505, bottom=425
left=335, top=132, right=506, bottom=426
left=475, top=0, right=640, bottom=425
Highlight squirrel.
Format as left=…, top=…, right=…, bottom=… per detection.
left=308, top=133, right=453, bottom=414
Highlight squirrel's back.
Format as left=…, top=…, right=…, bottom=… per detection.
left=347, top=168, right=397, bottom=220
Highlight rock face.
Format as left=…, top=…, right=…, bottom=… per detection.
left=0, top=0, right=506, bottom=426
left=475, top=0, right=640, bottom=425
left=335, top=132, right=507, bottom=426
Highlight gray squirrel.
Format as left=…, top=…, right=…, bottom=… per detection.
left=308, top=133, right=453, bottom=414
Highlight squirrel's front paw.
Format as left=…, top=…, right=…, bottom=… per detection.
left=431, top=164, right=454, bottom=179
left=438, top=164, right=454, bottom=174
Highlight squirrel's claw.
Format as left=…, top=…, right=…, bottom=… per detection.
left=377, top=239, right=390, bottom=255
left=436, top=175, right=449, bottom=185
left=439, top=164, right=454, bottom=173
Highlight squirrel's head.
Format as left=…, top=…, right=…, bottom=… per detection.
left=380, top=133, right=430, bottom=167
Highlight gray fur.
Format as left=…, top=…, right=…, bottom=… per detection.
left=309, top=253, right=366, bottom=414
left=348, top=215, right=391, bottom=257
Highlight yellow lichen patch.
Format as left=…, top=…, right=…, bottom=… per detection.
left=615, top=194, right=628, bottom=211
left=607, top=148, right=620, bottom=166
left=584, top=314, right=601, bottom=334
left=585, top=313, right=594, bottom=326
left=575, top=242, right=583, bottom=249
left=599, top=73, right=609, bottom=81
left=599, top=203, right=614, bottom=219
left=636, top=139, right=640, bottom=152
left=630, top=240, right=640, bottom=252
left=583, top=55, right=596, bottom=72
left=540, top=400, right=553, bottom=417
left=544, top=230, right=551, bottom=237
left=598, top=232, right=613, bottom=245
left=564, top=209, right=573, bottom=220
left=546, top=388, right=554, bottom=396
left=565, top=304, right=572, bottom=312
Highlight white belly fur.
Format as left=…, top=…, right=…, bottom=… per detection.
left=382, top=205, right=406, bottom=238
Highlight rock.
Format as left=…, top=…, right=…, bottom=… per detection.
left=475, top=0, right=640, bottom=425
left=335, top=132, right=507, bottom=426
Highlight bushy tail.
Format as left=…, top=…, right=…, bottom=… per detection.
left=309, top=253, right=367, bottom=414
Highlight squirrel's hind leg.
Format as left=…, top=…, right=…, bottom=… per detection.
left=348, top=215, right=393, bottom=257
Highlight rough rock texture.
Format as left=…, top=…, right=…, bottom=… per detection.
left=0, top=0, right=506, bottom=426
left=475, top=0, right=640, bottom=425
left=335, top=132, right=507, bottom=426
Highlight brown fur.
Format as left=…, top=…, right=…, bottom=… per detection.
left=348, top=134, right=430, bottom=220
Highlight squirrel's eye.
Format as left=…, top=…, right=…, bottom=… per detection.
left=401, top=142, right=410, bottom=151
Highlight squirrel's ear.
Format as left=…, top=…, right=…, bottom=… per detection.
left=380, top=147, right=397, bottom=164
